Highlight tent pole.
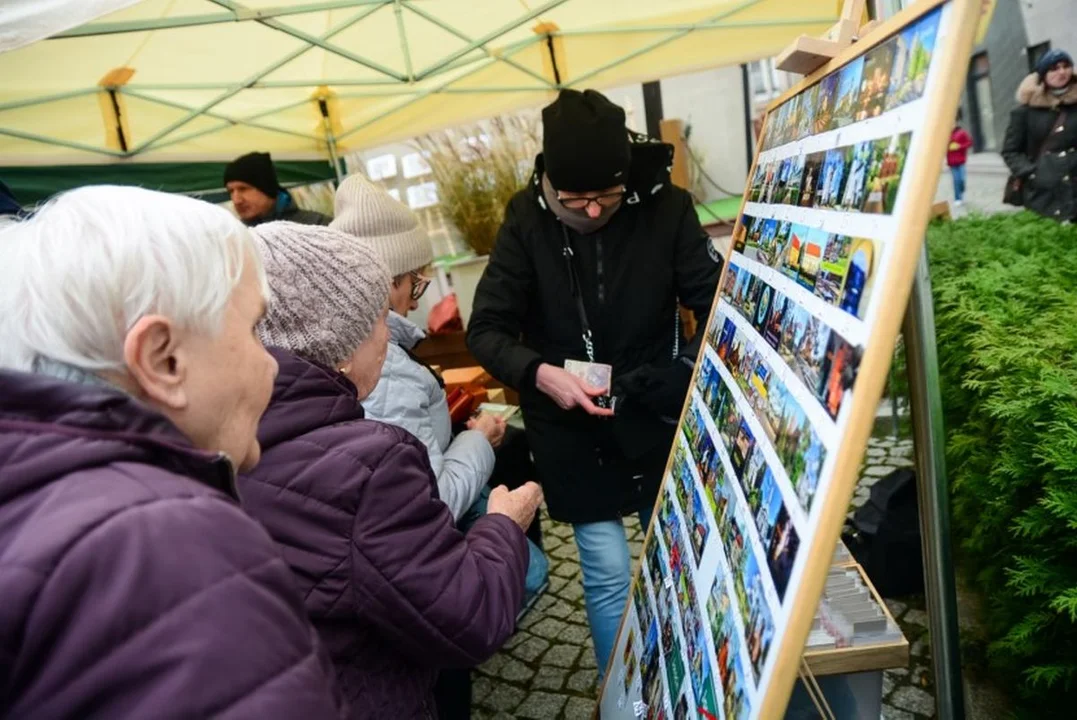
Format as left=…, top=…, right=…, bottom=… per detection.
left=208, top=0, right=404, bottom=81
left=401, top=1, right=556, bottom=89
left=335, top=85, right=547, bottom=99
left=393, top=0, right=414, bottom=81
left=556, top=17, right=836, bottom=36
left=566, top=0, right=763, bottom=88
left=318, top=97, right=345, bottom=183
left=0, top=127, right=125, bottom=157
left=51, top=0, right=392, bottom=38
left=121, top=89, right=323, bottom=142
left=130, top=4, right=383, bottom=155
left=413, top=0, right=570, bottom=81
left=0, top=89, right=99, bottom=112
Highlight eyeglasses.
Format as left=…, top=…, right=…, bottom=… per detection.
left=556, top=188, right=626, bottom=211
left=409, top=271, right=431, bottom=301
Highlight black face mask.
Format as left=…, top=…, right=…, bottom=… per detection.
left=542, top=174, right=622, bottom=235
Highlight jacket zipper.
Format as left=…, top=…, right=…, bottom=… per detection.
left=596, top=232, right=606, bottom=304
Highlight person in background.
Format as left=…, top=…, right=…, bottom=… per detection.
left=1002, top=49, right=1077, bottom=221
left=467, top=89, right=722, bottom=677
left=331, top=175, right=550, bottom=719
left=0, top=186, right=345, bottom=719
left=947, top=117, right=973, bottom=206
left=237, top=221, right=542, bottom=719
left=224, top=151, right=331, bottom=226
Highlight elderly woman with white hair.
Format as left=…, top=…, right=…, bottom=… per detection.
left=0, top=186, right=346, bottom=718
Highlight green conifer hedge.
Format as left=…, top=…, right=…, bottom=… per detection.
left=928, top=211, right=1077, bottom=708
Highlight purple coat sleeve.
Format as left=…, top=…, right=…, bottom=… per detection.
left=6, top=494, right=346, bottom=720
left=349, top=441, right=529, bottom=668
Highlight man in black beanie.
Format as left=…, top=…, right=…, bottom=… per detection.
left=223, top=151, right=330, bottom=227
left=468, top=89, right=721, bottom=676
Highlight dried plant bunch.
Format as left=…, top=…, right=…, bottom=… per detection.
left=418, top=114, right=540, bottom=256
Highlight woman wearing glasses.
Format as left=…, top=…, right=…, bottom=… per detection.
left=331, top=174, right=503, bottom=521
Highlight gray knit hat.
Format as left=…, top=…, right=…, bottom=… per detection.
left=251, top=221, right=390, bottom=369
left=331, top=173, right=434, bottom=277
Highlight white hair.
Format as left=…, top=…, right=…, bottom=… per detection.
left=0, top=185, right=267, bottom=373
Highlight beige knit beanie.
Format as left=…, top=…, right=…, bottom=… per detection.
left=250, top=221, right=390, bottom=369
left=331, top=173, right=434, bottom=277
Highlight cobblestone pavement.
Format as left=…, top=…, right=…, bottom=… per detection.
left=472, top=435, right=941, bottom=719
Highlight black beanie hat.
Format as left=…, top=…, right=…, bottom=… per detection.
left=1036, top=49, right=1074, bottom=82
left=542, top=89, right=631, bottom=192
left=223, top=152, right=282, bottom=198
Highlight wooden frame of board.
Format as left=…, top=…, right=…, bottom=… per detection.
left=597, top=1, right=981, bottom=717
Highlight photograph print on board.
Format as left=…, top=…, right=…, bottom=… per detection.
left=749, top=162, right=767, bottom=202
left=766, top=505, right=801, bottom=600
left=817, top=330, right=863, bottom=420
left=863, top=132, right=913, bottom=214
left=732, top=215, right=750, bottom=254
left=816, top=148, right=850, bottom=210
left=780, top=154, right=806, bottom=206
left=813, top=234, right=853, bottom=305
left=813, top=73, right=840, bottom=134
left=886, top=6, right=941, bottom=110
left=796, top=228, right=832, bottom=292
left=832, top=55, right=866, bottom=127
left=839, top=140, right=873, bottom=211
left=839, top=238, right=877, bottom=319
left=857, top=38, right=897, bottom=120
left=795, top=83, right=819, bottom=140
left=799, top=152, right=826, bottom=208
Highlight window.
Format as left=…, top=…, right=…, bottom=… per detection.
left=1028, top=42, right=1052, bottom=73
left=365, top=154, right=397, bottom=181
left=966, top=51, right=996, bottom=151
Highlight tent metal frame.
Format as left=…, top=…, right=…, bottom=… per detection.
left=4, top=0, right=834, bottom=159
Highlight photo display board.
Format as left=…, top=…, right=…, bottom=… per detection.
left=599, top=1, right=979, bottom=718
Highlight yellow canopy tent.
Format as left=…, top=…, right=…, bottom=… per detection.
left=0, top=0, right=839, bottom=200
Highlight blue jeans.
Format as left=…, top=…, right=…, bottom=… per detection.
left=573, top=506, right=653, bottom=680
left=950, top=164, right=966, bottom=202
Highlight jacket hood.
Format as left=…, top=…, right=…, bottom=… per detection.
left=387, top=310, right=426, bottom=351
left=0, top=369, right=235, bottom=504
left=530, top=130, right=676, bottom=212
left=1017, top=72, right=1077, bottom=108
left=258, top=347, right=366, bottom=448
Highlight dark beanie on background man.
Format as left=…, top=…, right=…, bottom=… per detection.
left=1036, top=49, right=1074, bottom=82
left=224, top=152, right=282, bottom=198
left=542, top=89, right=631, bottom=192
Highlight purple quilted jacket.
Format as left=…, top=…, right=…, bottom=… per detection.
left=237, top=349, right=528, bottom=719
left=0, top=370, right=347, bottom=719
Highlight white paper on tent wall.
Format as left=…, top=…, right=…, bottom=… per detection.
left=0, top=0, right=141, bottom=52
left=366, top=154, right=397, bottom=181
left=402, top=152, right=432, bottom=179
left=407, top=182, right=438, bottom=210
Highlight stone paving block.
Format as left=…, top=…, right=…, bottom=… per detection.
left=548, top=575, right=570, bottom=593
left=910, top=636, right=928, bottom=658
left=557, top=581, right=585, bottom=602
left=481, top=684, right=526, bottom=713
left=904, top=609, right=929, bottom=628
left=544, top=643, right=582, bottom=668
left=568, top=609, right=589, bottom=626
left=501, top=630, right=529, bottom=650
left=477, top=653, right=507, bottom=677
left=515, top=691, right=568, bottom=719
left=864, top=464, right=897, bottom=477
left=866, top=447, right=887, bottom=457
left=511, top=635, right=551, bottom=663
left=890, top=686, right=936, bottom=716
left=472, top=675, right=495, bottom=704
left=565, top=696, right=597, bottom=720
left=567, top=668, right=598, bottom=694
left=551, top=543, right=579, bottom=560
left=532, top=666, right=568, bottom=691
left=881, top=706, right=915, bottom=720
left=628, top=540, right=644, bottom=558
left=579, top=647, right=598, bottom=669
left=559, top=623, right=592, bottom=644
left=530, top=617, right=568, bottom=640
left=500, top=657, right=536, bottom=683
left=553, top=561, right=577, bottom=578
left=546, top=600, right=575, bottom=619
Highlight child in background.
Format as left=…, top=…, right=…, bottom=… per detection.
left=947, top=120, right=974, bottom=205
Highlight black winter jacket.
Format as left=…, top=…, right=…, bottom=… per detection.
left=466, top=136, right=721, bottom=523
left=1002, top=73, right=1077, bottom=221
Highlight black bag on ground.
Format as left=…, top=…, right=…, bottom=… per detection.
left=842, top=467, right=924, bottom=598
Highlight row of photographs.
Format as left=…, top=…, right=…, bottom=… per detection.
left=718, top=267, right=863, bottom=422
left=761, top=7, right=940, bottom=150
left=657, top=491, right=722, bottom=719
left=733, top=217, right=878, bottom=324
left=749, top=132, right=912, bottom=217
left=697, top=341, right=826, bottom=518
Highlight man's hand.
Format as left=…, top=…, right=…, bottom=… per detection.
left=487, top=482, right=544, bottom=531
left=467, top=413, right=507, bottom=448
left=535, top=363, right=615, bottom=417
